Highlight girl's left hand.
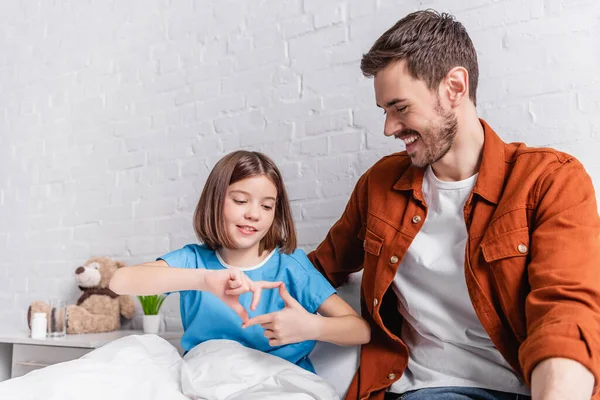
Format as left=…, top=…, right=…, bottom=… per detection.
left=241, top=283, right=319, bottom=346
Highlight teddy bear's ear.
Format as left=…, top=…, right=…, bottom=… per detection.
left=115, top=260, right=127, bottom=269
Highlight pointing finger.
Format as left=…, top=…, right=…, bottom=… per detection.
left=230, top=302, right=249, bottom=324
left=250, top=287, right=262, bottom=311
left=257, top=281, right=283, bottom=289
left=242, top=313, right=275, bottom=328
left=278, top=283, right=300, bottom=307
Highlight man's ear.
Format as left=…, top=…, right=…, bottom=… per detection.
left=443, top=66, right=469, bottom=107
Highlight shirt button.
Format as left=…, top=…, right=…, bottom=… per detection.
left=390, top=255, right=399, bottom=264
left=373, top=298, right=378, bottom=307
left=411, top=215, right=421, bottom=224
left=517, top=243, right=528, bottom=254
left=388, top=373, right=396, bottom=380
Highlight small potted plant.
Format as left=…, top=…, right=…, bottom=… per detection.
left=137, top=294, right=167, bottom=334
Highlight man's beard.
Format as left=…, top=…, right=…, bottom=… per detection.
left=410, top=102, right=458, bottom=168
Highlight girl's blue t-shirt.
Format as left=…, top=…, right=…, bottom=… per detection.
left=158, top=244, right=336, bottom=373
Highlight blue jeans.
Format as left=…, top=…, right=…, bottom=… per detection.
left=384, top=387, right=531, bottom=400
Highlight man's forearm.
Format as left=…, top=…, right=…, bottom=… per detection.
left=531, top=357, right=594, bottom=400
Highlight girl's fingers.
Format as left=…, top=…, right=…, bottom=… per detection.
left=242, top=313, right=275, bottom=328
left=228, top=269, right=242, bottom=281
left=228, top=279, right=242, bottom=289
left=263, top=329, right=276, bottom=339
left=250, top=287, right=262, bottom=310
left=229, top=302, right=249, bottom=324
left=245, top=281, right=281, bottom=310
left=260, top=322, right=274, bottom=330
left=225, top=287, right=246, bottom=295
left=258, top=281, right=283, bottom=289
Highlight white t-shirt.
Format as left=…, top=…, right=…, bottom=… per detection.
left=390, top=166, right=530, bottom=396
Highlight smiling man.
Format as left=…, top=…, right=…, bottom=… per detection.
left=308, top=9, right=600, bottom=400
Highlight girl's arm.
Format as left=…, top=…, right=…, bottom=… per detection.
left=109, top=261, right=280, bottom=323
left=109, top=260, right=206, bottom=295
left=242, top=284, right=370, bottom=346
left=312, top=294, right=370, bottom=346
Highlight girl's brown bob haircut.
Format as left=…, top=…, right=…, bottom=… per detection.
left=193, top=150, right=297, bottom=255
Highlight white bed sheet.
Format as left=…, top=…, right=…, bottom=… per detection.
left=0, top=335, right=339, bottom=400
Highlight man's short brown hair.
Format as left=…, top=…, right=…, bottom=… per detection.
left=193, top=150, right=297, bottom=255
left=361, top=9, right=479, bottom=105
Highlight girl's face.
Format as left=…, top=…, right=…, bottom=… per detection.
left=222, top=175, right=278, bottom=253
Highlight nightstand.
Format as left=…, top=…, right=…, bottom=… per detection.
left=0, top=330, right=183, bottom=382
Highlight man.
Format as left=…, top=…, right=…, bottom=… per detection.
left=308, top=9, right=600, bottom=400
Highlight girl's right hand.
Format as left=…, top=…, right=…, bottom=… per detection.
left=203, top=269, right=281, bottom=323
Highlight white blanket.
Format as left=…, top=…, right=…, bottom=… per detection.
left=182, top=340, right=339, bottom=400
left=0, top=335, right=339, bottom=400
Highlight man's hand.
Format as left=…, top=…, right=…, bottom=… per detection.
left=242, top=283, right=319, bottom=346
left=203, top=269, right=281, bottom=323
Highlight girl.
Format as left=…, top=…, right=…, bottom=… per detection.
left=109, top=150, right=370, bottom=373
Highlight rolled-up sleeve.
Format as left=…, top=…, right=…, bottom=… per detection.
left=519, top=158, right=600, bottom=389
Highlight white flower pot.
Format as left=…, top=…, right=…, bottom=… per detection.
left=142, top=314, right=161, bottom=334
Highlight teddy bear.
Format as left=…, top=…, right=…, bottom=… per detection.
left=28, top=257, right=136, bottom=334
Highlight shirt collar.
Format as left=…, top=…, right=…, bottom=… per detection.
left=393, top=119, right=506, bottom=205
left=473, top=119, right=506, bottom=205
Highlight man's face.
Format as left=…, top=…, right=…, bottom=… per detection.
left=374, top=61, right=458, bottom=168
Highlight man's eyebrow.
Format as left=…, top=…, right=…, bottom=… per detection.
left=229, top=190, right=276, bottom=201
left=376, top=98, right=408, bottom=108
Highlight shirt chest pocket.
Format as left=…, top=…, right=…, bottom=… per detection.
left=480, top=227, right=530, bottom=339
left=358, top=227, right=384, bottom=315
left=362, top=228, right=383, bottom=256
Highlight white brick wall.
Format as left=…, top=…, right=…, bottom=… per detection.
left=1, top=0, right=599, bottom=331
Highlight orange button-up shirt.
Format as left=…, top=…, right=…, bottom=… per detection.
left=309, top=120, right=600, bottom=400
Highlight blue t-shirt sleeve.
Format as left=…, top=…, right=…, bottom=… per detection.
left=157, top=244, right=199, bottom=270
left=287, top=250, right=337, bottom=314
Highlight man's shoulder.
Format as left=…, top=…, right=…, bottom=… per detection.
left=499, top=142, right=591, bottom=207
left=509, top=142, right=576, bottom=166
left=362, top=151, right=412, bottom=181
left=505, top=142, right=582, bottom=181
